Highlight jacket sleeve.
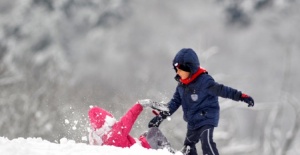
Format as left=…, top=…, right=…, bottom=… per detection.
left=205, top=75, right=242, bottom=101
left=118, top=103, right=143, bottom=136
left=168, top=86, right=182, bottom=115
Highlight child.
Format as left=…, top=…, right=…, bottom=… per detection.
left=148, top=48, right=254, bottom=155
left=88, top=99, right=172, bottom=151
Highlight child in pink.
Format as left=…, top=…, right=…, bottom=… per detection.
left=88, top=99, right=171, bottom=149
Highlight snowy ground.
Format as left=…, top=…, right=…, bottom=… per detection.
left=0, top=137, right=179, bottom=155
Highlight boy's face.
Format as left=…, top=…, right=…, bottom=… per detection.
left=176, top=68, right=190, bottom=79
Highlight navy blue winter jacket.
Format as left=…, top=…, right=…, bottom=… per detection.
left=168, top=48, right=242, bottom=130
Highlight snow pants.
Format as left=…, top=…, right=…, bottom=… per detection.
left=184, top=125, right=219, bottom=155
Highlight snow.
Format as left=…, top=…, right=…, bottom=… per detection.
left=0, top=137, right=180, bottom=155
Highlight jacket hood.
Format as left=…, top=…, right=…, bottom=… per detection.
left=173, top=48, right=200, bottom=75
left=88, top=106, right=115, bottom=130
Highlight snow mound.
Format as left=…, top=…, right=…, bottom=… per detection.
left=0, top=137, right=179, bottom=155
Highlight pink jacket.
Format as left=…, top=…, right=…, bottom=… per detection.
left=88, top=104, right=151, bottom=148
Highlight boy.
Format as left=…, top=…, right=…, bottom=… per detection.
left=148, top=48, right=254, bottom=155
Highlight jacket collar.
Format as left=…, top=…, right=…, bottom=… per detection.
left=179, top=67, right=207, bottom=85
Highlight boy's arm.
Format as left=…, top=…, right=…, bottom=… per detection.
left=118, top=103, right=143, bottom=136
left=205, top=76, right=254, bottom=106
left=148, top=86, right=181, bottom=128
left=206, top=79, right=242, bottom=101
left=168, top=86, right=182, bottom=115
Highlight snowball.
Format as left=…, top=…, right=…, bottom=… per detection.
left=81, top=136, right=88, bottom=141
left=59, top=137, right=68, bottom=144
left=65, top=119, right=70, bottom=124
left=72, top=126, right=77, bottom=130
left=166, top=117, right=171, bottom=121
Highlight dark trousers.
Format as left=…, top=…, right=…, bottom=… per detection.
left=184, top=125, right=219, bottom=155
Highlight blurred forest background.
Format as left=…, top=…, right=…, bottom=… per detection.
left=0, top=0, right=300, bottom=155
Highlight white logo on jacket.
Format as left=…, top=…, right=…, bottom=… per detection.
left=191, top=94, right=198, bottom=101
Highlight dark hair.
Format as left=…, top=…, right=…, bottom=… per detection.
left=177, top=64, right=191, bottom=72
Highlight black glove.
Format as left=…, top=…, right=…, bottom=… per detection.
left=148, top=111, right=170, bottom=128
left=148, top=116, right=164, bottom=128
left=240, top=93, right=254, bottom=107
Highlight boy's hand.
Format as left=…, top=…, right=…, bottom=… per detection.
left=148, top=111, right=170, bottom=128
left=148, top=116, right=164, bottom=128
left=240, top=93, right=254, bottom=107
